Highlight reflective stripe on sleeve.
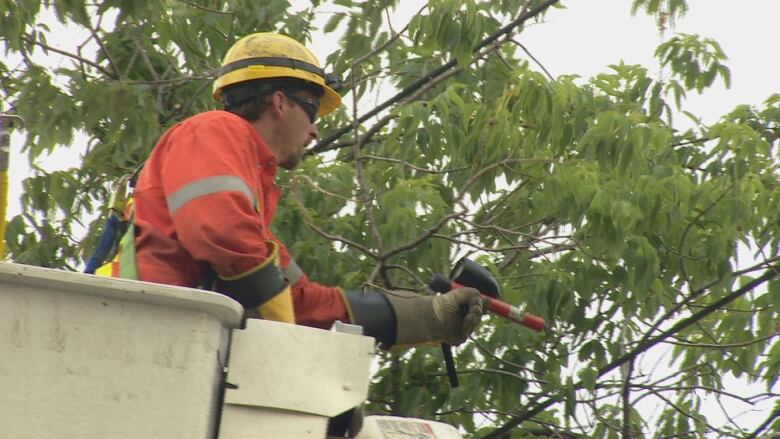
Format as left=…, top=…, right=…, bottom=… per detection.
left=167, top=175, right=255, bottom=215
left=283, top=258, right=304, bottom=285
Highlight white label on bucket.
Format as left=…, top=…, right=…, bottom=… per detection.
left=376, top=419, right=438, bottom=438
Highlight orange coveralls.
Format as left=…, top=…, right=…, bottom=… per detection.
left=132, top=110, right=349, bottom=328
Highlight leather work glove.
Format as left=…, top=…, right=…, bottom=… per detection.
left=383, top=287, right=485, bottom=346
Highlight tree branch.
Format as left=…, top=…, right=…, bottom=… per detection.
left=310, top=0, right=561, bottom=154
left=482, top=263, right=780, bottom=438
left=640, top=251, right=779, bottom=351
left=611, top=380, right=763, bottom=407
left=294, top=174, right=357, bottom=202
left=638, top=386, right=730, bottom=436
left=311, top=55, right=463, bottom=156
left=621, top=359, right=634, bottom=439
left=85, top=15, right=120, bottom=79
left=598, top=264, right=779, bottom=377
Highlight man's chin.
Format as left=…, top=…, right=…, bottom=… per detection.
left=281, top=157, right=302, bottom=171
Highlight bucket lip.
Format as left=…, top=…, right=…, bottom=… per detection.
left=0, top=262, right=243, bottom=327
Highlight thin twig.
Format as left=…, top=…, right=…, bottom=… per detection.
left=677, top=182, right=735, bottom=287
left=351, top=3, right=425, bottom=66
left=714, top=393, right=747, bottom=435
left=640, top=386, right=731, bottom=436
left=511, top=38, right=554, bottom=80
left=176, top=0, right=233, bottom=14
left=429, top=367, right=527, bottom=381
left=19, top=34, right=115, bottom=78
left=288, top=178, right=375, bottom=258
left=350, top=56, right=386, bottom=286
left=430, top=233, right=533, bottom=253
left=134, top=39, right=161, bottom=81
left=359, top=154, right=470, bottom=174
left=294, top=174, right=358, bottom=202
left=86, top=15, right=120, bottom=79
left=472, top=339, right=548, bottom=382
left=382, top=158, right=524, bottom=260
left=640, top=253, right=779, bottom=350
left=382, top=264, right=427, bottom=289
left=745, top=407, right=780, bottom=438
left=168, top=79, right=213, bottom=124
left=663, top=332, right=778, bottom=349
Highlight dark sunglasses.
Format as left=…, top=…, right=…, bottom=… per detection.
left=283, top=92, right=319, bottom=123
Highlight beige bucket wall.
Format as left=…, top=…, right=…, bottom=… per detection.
left=0, top=263, right=242, bottom=439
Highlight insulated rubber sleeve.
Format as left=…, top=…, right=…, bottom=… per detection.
left=342, top=290, right=397, bottom=347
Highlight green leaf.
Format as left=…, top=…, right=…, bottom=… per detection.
left=323, top=13, right=345, bottom=33
left=578, top=367, right=598, bottom=392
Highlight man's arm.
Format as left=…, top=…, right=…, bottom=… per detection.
left=280, top=248, right=484, bottom=348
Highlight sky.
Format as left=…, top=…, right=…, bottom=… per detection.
left=3, top=0, right=779, bottom=434
left=7, top=1, right=779, bottom=218
left=520, top=0, right=779, bottom=127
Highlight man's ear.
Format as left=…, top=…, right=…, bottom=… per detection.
left=267, top=90, right=287, bottom=118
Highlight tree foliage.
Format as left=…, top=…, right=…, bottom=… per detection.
left=2, top=0, right=779, bottom=437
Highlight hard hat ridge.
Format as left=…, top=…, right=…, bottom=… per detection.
left=213, top=32, right=342, bottom=116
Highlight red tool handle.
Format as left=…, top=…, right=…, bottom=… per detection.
left=484, top=295, right=545, bottom=332
left=450, top=281, right=545, bottom=332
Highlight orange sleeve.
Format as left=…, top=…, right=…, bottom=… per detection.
left=289, top=275, right=350, bottom=329
left=274, top=240, right=351, bottom=328
left=159, top=115, right=274, bottom=277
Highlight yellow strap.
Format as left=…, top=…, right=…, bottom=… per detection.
left=95, top=257, right=119, bottom=277
left=257, top=286, right=295, bottom=324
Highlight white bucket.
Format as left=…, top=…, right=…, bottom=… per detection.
left=220, top=319, right=375, bottom=438
left=0, top=262, right=242, bottom=439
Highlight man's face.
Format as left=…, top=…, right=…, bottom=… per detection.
left=276, top=90, right=320, bottom=170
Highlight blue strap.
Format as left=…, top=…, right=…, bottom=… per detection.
left=83, top=214, right=120, bottom=274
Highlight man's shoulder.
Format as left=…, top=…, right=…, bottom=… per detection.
left=182, top=110, right=249, bottom=128
left=154, top=110, right=255, bottom=154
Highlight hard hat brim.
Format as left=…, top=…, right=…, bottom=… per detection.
left=319, top=84, right=341, bottom=116
left=213, top=65, right=341, bottom=116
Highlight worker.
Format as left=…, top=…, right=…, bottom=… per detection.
left=121, top=32, right=484, bottom=348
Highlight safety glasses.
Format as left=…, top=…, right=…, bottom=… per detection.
left=283, top=92, right=319, bottom=124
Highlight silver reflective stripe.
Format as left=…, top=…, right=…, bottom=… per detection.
left=167, top=175, right=255, bottom=215
left=283, top=258, right=304, bottom=285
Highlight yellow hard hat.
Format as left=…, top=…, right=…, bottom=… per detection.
left=213, top=33, right=342, bottom=116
